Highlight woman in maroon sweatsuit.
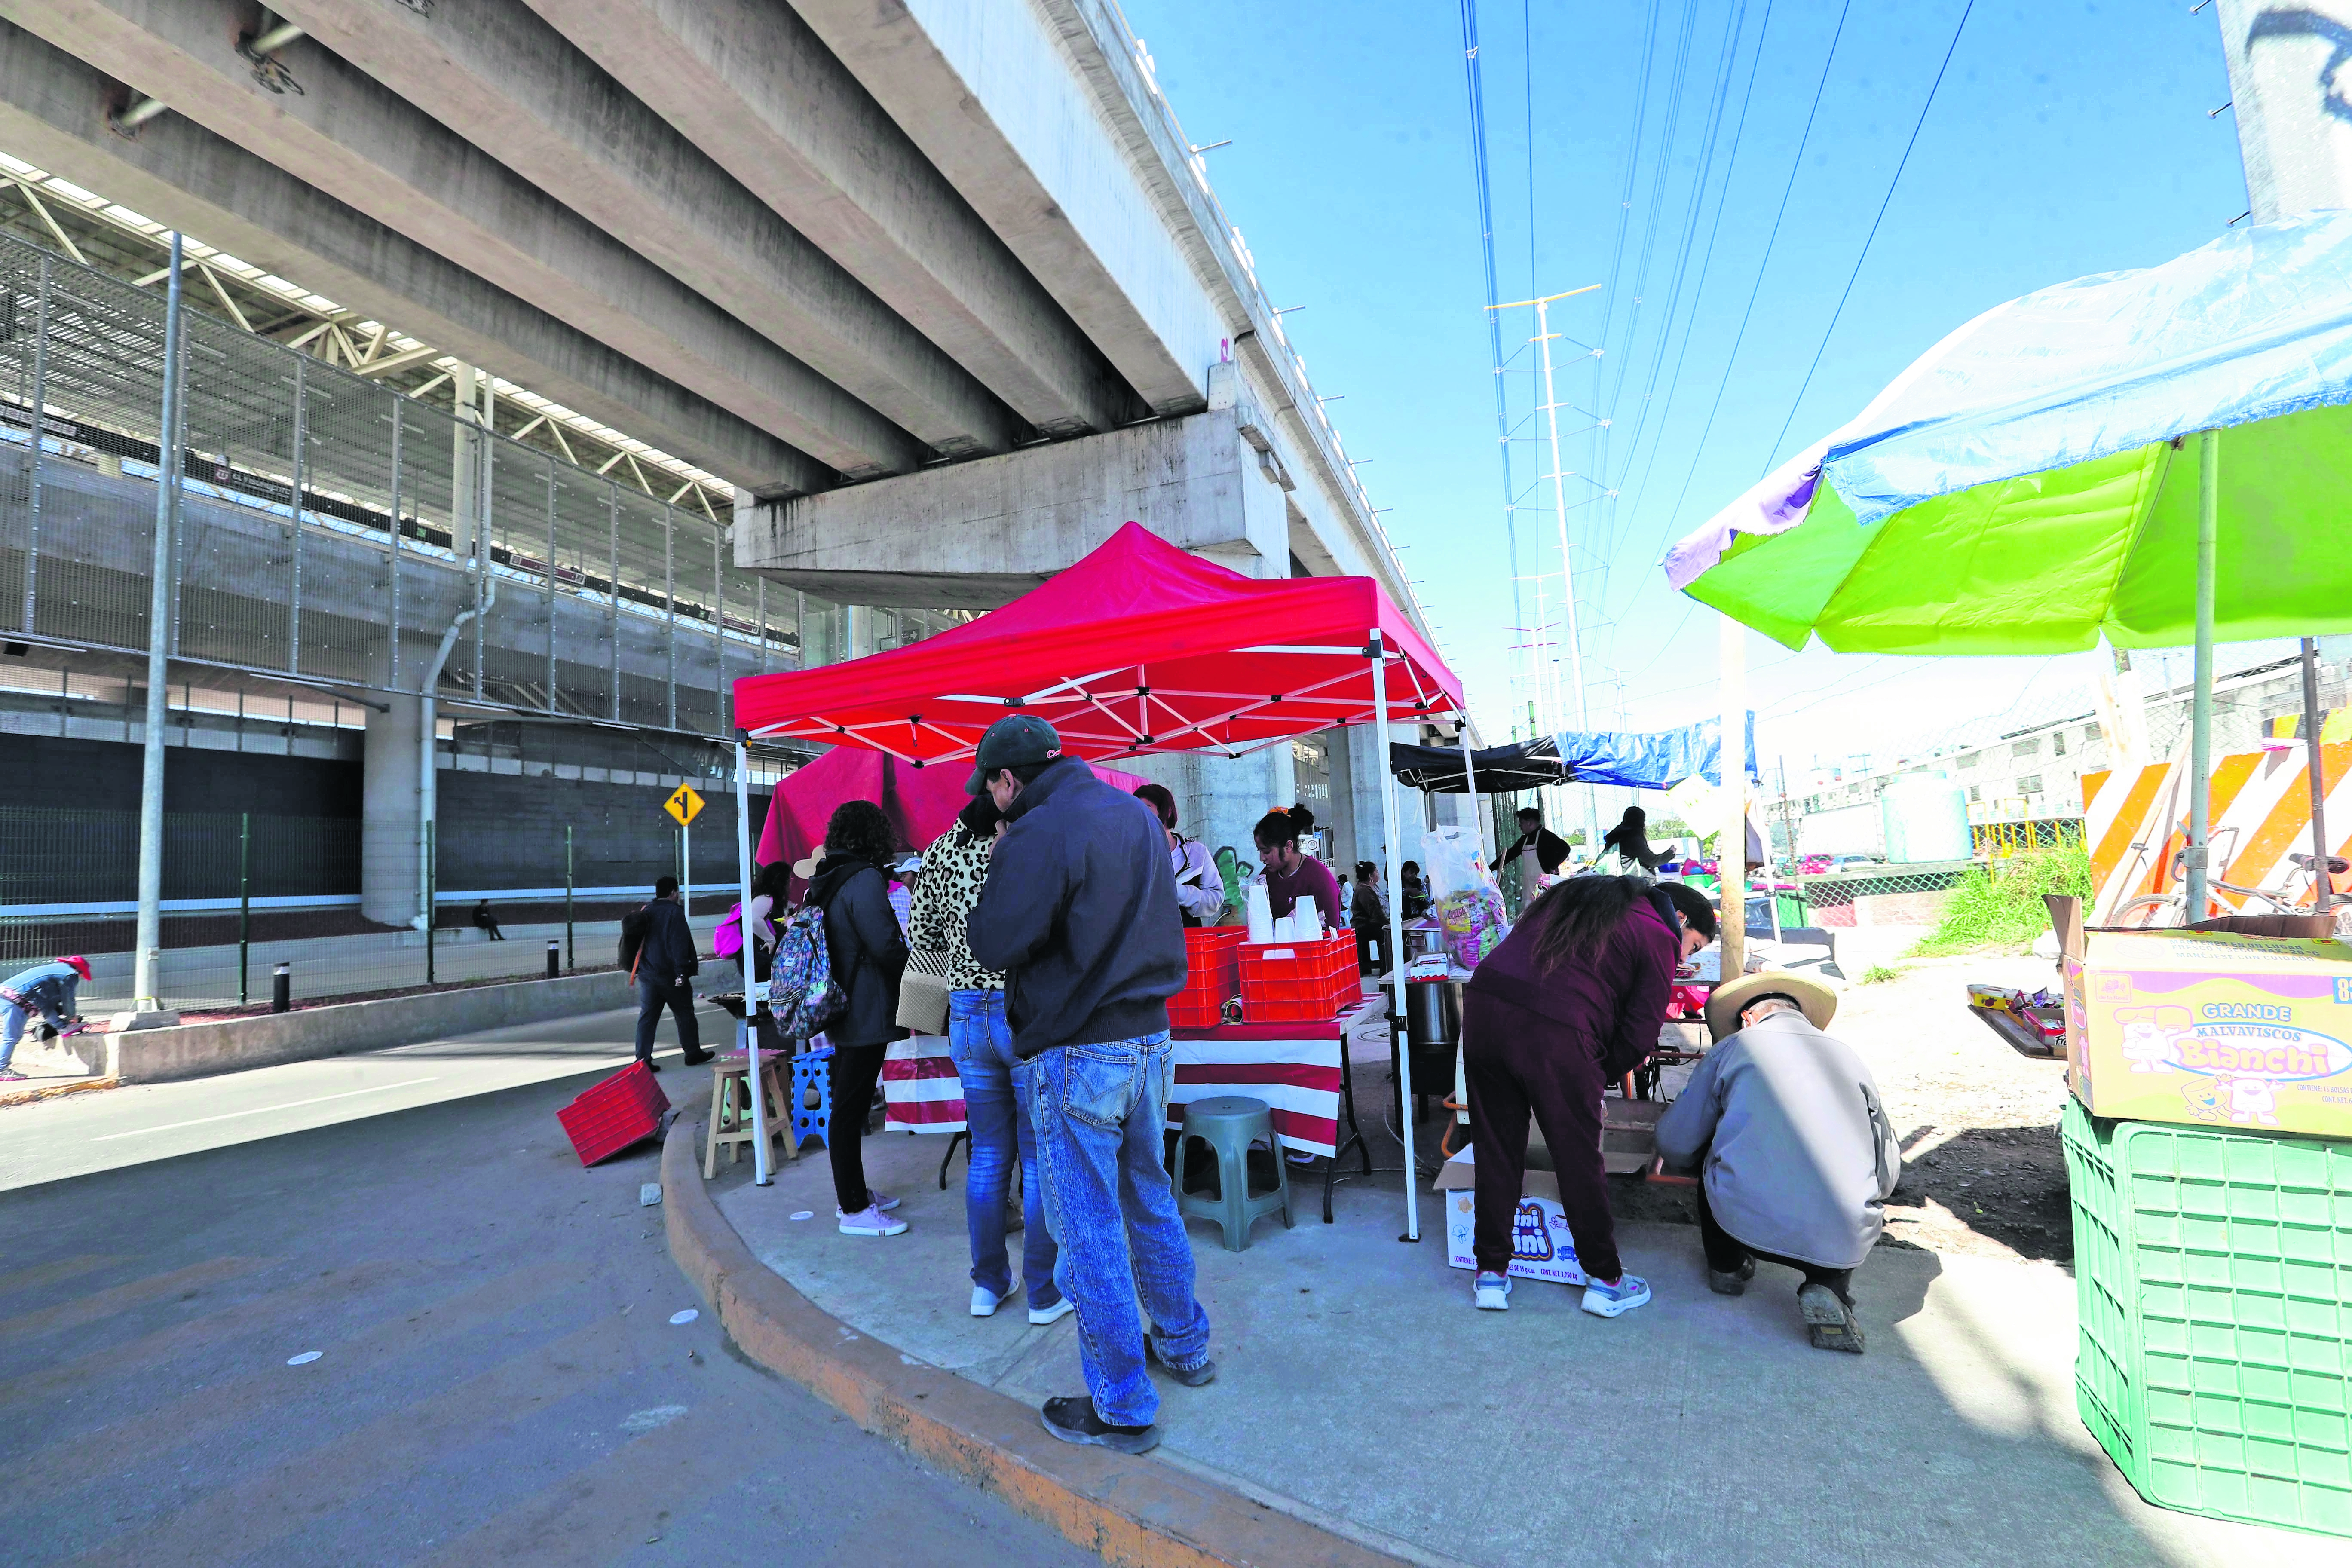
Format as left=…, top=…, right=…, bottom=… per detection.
left=1462, top=876, right=1718, bottom=1312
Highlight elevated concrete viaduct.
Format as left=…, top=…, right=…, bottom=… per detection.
left=0, top=0, right=1457, bottom=902
left=0, top=21, right=816, bottom=493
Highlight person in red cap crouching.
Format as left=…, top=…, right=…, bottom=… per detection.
left=0, top=955, right=90, bottom=1081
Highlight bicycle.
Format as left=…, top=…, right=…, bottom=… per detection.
left=2112, top=826, right=2350, bottom=930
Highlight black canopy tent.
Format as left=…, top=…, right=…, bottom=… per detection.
left=1388, top=737, right=1570, bottom=793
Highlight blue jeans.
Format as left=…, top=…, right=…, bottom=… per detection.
left=947, top=990, right=1059, bottom=1308
left=1, top=997, right=64, bottom=1072
left=1024, top=1030, right=1210, bottom=1427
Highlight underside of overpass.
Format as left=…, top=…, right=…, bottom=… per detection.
left=0, top=0, right=1454, bottom=916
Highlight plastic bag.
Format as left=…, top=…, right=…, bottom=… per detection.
left=1424, top=826, right=1507, bottom=969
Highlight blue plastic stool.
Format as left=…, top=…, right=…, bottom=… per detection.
left=1173, top=1094, right=1293, bottom=1252
left=791, top=1046, right=834, bottom=1150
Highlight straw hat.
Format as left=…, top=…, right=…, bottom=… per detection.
left=1706, top=969, right=1837, bottom=1041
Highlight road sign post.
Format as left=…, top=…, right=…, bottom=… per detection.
left=664, top=784, right=706, bottom=914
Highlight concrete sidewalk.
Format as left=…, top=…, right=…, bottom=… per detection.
left=713, top=1086, right=2336, bottom=1568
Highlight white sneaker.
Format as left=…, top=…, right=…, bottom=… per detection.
left=837, top=1204, right=908, bottom=1237
left=871, top=1190, right=902, bottom=1212
left=1580, top=1272, right=1652, bottom=1319
left=1027, top=1296, right=1077, bottom=1326
left=1474, top=1271, right=1512, bottom=1311
left=971, top=1284, right=1011, bottom=1317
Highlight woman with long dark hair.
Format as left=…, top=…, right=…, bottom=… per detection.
left=1250, top=804, right=1342, bottom=932
left=1600, top=806, right=1662, bottom=878
left=804, top=799, right=911, bottom=1238
left=1460, top=874, right=1718, bottom=1318
left=909, top=788, right=1069, bottom=1323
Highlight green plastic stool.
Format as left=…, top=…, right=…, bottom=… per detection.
left=1173, top=1095, right=1293, bottom=1252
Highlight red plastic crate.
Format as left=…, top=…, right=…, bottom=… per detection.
left=557, top=1060, right=671, bottom=1166
left=1170, top=928, right=1243, bottom=1027
left=1238, top=935, right=1358, bottom=1023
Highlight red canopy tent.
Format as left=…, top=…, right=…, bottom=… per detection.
left=734, top=523, right=1464, bottom=766
left=722, top=523, right=1466, bottom=1237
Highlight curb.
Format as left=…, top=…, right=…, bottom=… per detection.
left=659, top=1111, right=1407, bottom=1568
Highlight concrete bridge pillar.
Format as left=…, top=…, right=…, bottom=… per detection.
left=362, top=695, right=427, bottom=928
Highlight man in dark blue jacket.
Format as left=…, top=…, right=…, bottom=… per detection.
left=631, top=876, right=709, bottom=1072
left=968, top=715, right=1207, bottom=1455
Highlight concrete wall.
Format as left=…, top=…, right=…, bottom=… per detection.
left=101, top=968, right=635, bottom=1084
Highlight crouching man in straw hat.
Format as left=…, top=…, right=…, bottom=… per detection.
left=1655, top=971, right=1901, bottom=1353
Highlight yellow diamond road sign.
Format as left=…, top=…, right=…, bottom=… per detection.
left=664, top=784, right=706, bottom=827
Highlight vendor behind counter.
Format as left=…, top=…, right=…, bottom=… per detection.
left=1252, top=804, right=1343, bottom=931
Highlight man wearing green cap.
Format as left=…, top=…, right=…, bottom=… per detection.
left=966, top=714, right=1208, bottom=1455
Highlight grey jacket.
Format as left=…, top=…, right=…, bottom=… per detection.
left=1655, top=1011, right=1902, bottom=1270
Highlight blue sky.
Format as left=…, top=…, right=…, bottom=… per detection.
left=1117, top=0, right=2254, bottom=774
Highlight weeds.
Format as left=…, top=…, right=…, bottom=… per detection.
left=1912, top=846, right=2093, bottom=956
left=1859, top=964, right=1905, bottom=984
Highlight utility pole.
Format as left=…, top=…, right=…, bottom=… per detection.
left=1488, top=285, right=1602, bottom=850
left=122, top=233, right=186, bottom=1031
left=1719, top=614, right=1747, bottom=982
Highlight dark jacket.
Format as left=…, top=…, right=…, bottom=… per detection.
left=968, top=756, right=1185, bottom=1060
left=1505, top=826, right=1573, bottom=875
left=1466, top=887, right=1678, bottom=1076
left=634, top=898, right=699, bottom=985
left=808, top=857, right=908, bottom=1049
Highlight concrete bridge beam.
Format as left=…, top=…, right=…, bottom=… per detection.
left=733, top=408, right=1292, bottom=612
left=520, top=0, right=1136, bottom=441
left=8, top=0, right=914, bottom=480
left=789, top=0, right=1216, bottom=420
left=282, top=0, right=1025, bottom=461
left=0, top=21, right=821, bottom=494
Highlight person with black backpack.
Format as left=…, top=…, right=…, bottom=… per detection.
left=801, top=800, right=911, bottom=1238
left=624, top=875, right=710, bottom=1073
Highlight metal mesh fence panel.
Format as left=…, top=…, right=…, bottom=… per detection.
left=177, top=309, right=298, bottom=671
left=0, top=246, right=43, bottom=628
left=0, top=230, right=862, bottom=1020
left=31, top=256, right=164, bottom=652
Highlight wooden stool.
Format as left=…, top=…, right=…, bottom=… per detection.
left=704, top=1048, right=796, bottom=1178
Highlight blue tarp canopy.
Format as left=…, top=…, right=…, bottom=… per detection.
left=1551, top=713, right=1757, bottom=790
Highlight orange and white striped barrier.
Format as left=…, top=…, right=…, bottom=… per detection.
left=2083, top=738, right=2352, bottom=922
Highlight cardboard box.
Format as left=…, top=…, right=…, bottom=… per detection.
left=1433, top=1146, right=1589, bottom=1286
left=2048, top=897, right=2352, bottom=1139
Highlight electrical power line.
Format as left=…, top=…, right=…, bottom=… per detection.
left=1758, top=0, right=1977, bottom=475
left=1605, top=0, right=1773, bottom=595
left=1629, top=0, right=1855, bottom=615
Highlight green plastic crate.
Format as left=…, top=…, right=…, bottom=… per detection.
left=2061, top=1098, right=2352, bottom=1538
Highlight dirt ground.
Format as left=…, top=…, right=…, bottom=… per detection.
left=1608, top=944, right=2079, bottom=1267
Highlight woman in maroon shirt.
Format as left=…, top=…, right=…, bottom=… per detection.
left=1462, top=876, right=1718, bottom=1319
left=1251, top=805, right=1343, bottom=933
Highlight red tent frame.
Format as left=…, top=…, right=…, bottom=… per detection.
left=722, top=523, right=1468, bottom=1239
left=733, top=524, right=1464, bottom=768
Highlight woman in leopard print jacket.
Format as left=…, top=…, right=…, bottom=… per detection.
left=909, top=793, right=1067, bottom=1324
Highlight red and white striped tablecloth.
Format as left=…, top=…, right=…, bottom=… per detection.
left=1169, top=1000, right=1384, bottom=1159
left=881, top=999, right=1384, bottom=1155
left=880, top=1036, right=965, bottom=1134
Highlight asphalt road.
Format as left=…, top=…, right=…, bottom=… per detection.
left=0, top=1048, right=1103, bottom=1567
